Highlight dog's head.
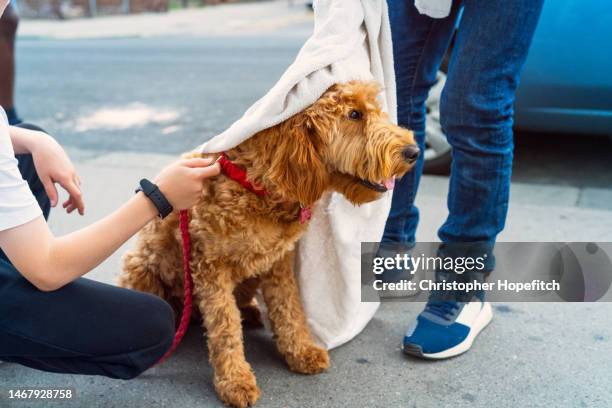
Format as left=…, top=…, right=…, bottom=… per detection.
left=265, top=81, right=418, bottom=206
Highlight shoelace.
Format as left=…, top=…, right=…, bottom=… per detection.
left=425, top=301, right=460, bottom=320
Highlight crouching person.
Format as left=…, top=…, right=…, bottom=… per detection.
left=0, top=109, right=220, bottom=379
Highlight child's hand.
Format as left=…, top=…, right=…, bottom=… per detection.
left=154, top=157, right=220, bottom=210
left=29, top=133, right=84, bottom=215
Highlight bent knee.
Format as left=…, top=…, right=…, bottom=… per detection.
left=114, top=298, right=175, bottom=380
left=439, top=77, right=516, bottom=133
left=439, top=86, right=515, bottom=153
left=139, top=294, right=176, bottom=349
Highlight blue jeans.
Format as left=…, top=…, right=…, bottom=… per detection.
left=383, top=0, right=544, bottom=245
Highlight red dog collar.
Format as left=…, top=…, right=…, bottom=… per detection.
left=218, top=152, right=266, bottom=197
left=218, top=153, right=312, bottom=224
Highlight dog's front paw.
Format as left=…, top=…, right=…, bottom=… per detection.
left=285, top=344, right=330, bottom=375
left=214, top=369, right=261, bottom=408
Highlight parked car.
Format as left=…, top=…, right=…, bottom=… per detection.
left=423, top=0, right=612, bottom=174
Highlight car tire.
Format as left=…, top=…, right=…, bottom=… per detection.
left=423, top=72, right=452, bottom=175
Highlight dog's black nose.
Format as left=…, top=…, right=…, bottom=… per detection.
left=402, top=145, right=420, bottom=163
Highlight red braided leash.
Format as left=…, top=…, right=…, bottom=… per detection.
left=156, top=209, right=193, bottom=365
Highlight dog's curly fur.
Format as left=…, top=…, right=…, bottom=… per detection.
left=119, top=81, right=416, bottom=408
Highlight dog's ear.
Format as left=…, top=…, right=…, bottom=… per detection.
left=266, top=112, right=329, bottom=206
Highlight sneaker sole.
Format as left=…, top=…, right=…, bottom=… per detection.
left=403, top=302, right=493, bottom=360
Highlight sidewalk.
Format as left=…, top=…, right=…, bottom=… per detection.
left=2, top=149, right=610, bottom=407
left=18, top=1, right=314, bottom=40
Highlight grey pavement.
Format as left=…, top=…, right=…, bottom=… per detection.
left=2, top=3, right=612, bottom=407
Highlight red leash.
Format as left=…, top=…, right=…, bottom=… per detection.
left=156, top=209, right=193, bottom=365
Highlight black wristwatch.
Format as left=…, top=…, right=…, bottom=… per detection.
left=135, top=178, right=173, bottom=219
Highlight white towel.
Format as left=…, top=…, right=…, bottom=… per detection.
left=200, top=0, right=395, bottom=349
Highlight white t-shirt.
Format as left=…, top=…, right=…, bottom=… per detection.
left=415, top=0, right=452, bottom=18
left=0, top=107, right=42, bottom=231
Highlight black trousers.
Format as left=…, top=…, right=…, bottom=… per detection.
left=0, top=124, right=175, bottom=380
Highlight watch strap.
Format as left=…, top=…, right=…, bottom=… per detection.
left=136, top=178, right=173, bottom=219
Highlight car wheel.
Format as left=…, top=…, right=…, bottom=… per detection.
left=423, top=72, right=452, bottom=175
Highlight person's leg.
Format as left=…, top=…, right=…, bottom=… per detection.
left=0, top=2, right=21, bottom=125
left=403, top=0, right=544, bottom=359
left=438, top=0, right=544, bottom=244
left=0, top=258, right=175, bottom=379
left=382, top=0, right=462, bottom=244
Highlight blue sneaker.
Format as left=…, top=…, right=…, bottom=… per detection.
left=403, top=298, right=493, bottom=359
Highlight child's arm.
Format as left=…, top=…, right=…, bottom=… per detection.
left=0, top=192, right=157, bottom=290
left=0, top=127, right=219, bottom=291
left=10, top=126, right=85, bottom=213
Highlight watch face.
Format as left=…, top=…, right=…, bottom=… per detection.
left=140, top=179, right=154, bottom=194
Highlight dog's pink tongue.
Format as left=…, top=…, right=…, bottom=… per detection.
left=383, top=178, right=395, bottom=190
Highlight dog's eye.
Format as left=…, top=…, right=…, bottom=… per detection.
left=348, top=110, right=363, bottom=120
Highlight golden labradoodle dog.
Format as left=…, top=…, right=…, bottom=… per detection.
left=119, top=81, right=418, bottom=408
